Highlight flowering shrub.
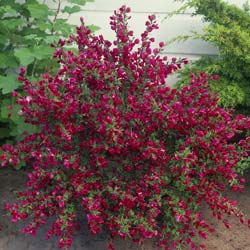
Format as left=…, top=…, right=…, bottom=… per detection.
left=1, top=5, right=250, bottom=250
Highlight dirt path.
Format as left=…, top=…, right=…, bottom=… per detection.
left=0, top=168, right=249, bottom=250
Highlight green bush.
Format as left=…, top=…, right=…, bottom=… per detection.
left=0, top=0, right=98, bottom=145
left=172, top=0, right=250, bottom=114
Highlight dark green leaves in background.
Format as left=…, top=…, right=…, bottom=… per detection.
left=0, top=0, right=99, bottom=145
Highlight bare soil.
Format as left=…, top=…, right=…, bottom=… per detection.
left=0, top=168, right=250, bottom=250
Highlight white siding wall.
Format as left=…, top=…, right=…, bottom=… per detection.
left=47, top=0, right=246, bottom=58
left=46, top=0, right=246, bottom=84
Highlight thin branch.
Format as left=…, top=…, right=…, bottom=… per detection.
left=51, top=0, right=62, bottom=35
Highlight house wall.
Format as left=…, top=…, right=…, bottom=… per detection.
left=46, top=0, right=246, bottom=84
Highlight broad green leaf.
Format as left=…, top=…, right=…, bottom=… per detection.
left=0, top=53, right=8, bottom=68
left=34, top=58, right=58, bottom=75
left=51, top=18, right=67, bottom=26
left=7, top=115, right=38, bottom=140
left=0, top=75, right=22, bottom=94
left=1, top=100, right=37, bottom=139
left=26, top=0, right=39, bottom=4
left=27, top=4, right=49, bottom=19
left=16, top=119, right=38, bottom=136
left=24, top=34, right=38, bottom=40
left=44, top=35, right=60, bottom=44
left=1, top=99, right=20, bottom=123
left=0, top=6, right=16, bottom=16
left=1, top=19, right=24, bottom=31
left=24, top=34, right=58, bottom=44
left=62, top=5, right=81, bottom=14
left=35, top=20, right=53, bottom=31
left=47, top=9, right=57, bottom=16
left=14, top=47, right=35, bottom=66
left=87, top=24, right=100, bottom=33
left=0, top=52, right=18, bottom=68
left=53, top=19, right=75, bottom=36
left=1, top=101, right=12, bottom=121
left=9, top=34, right=27, bottom=45
left=33, top=45, right=54, bottom=60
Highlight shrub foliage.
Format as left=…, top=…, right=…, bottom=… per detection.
left=173, top=0, right=250, bottom=113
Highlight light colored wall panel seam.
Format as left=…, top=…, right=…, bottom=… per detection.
left=162, top=51, right=218, bottom=56
left=49, top=8, right=194, bottom=15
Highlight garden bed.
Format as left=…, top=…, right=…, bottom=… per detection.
left=0, top=168, right=249, bottom=250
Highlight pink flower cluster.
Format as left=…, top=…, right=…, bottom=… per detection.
left=1, top=5, right=250, bottom=250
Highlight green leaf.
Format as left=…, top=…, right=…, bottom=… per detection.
left=1, top=99, right=38, bottom=137
left=24, top=34, right=58, bottom=45
left=26, top=3, right=49, bottom=19
left=0, top=52, right=18, bottom=69
left=16, top=119, right=37, bottom=136
left=9, top=126, right=18, bottom=137
left=0, top=5, right=16, bottom=16
left=1, top=101, right=12, bottom=121
left=0, top=19, right=24, bottom=31
left=35, top=20, right=53, bottom=31
left=14, top=48, right=35, bottom=66
left=0, top=127, right=11, bottom=138
left=0, top=75, right=22, bottom=94
left=53, top=19, right=75, bottom=36
left=26, top=0, right=39, bottom=4
left=15, top=160, right=26, bottom=170
left=0, top=34, right=8, bottom=45
left=33, top=45, right=54, bottom=60
left=1, top=99, right=20, bottom=123
left=44, top=35, right=60, bottom=44
left=0, top=53, right=9, bottom=68
left=87, top=24, right=100, bottom=33
left=62, top=5, right=81, bottom=14
left=68, top=0, right=86, bottom=4
left=24, top=34, right=38, bottom=40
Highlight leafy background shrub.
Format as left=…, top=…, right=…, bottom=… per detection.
left=0, top=0, right=98, bottom=145
left=1, top=6, right=250, bottom=250
left=172, top=0, right=250, bottom=115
